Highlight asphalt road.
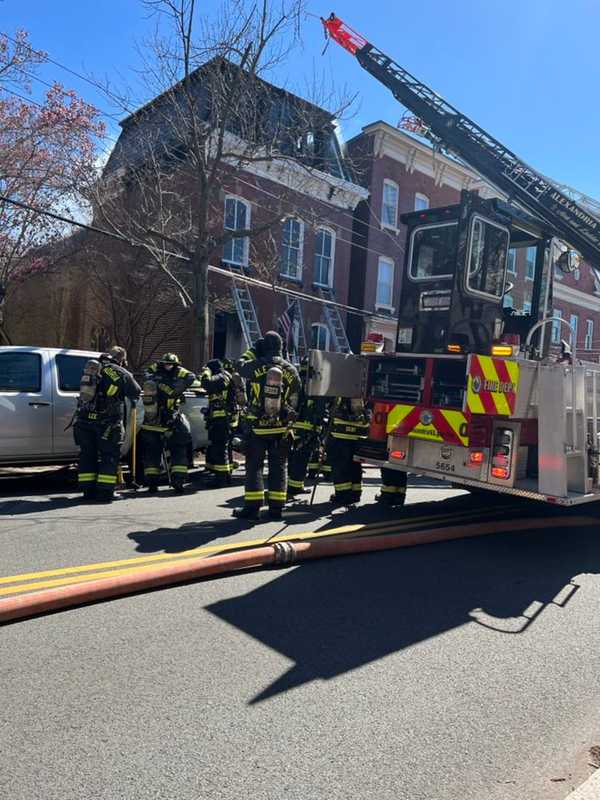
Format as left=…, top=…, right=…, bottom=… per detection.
left=1, top=466, right=600, bottom=800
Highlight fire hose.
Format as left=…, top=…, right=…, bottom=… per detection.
left=0, top=515, right=569, bottom=625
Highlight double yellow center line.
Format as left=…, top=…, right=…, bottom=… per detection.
left=0, top=504, right=524, bottom=597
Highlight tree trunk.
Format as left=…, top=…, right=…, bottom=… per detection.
left=191, top=261, right=211, bottom=371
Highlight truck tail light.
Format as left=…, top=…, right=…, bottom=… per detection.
left=491, top=427, right=514, bottom=480
left=390, top=449, right=406, bottom=460
left=469, top=450, right=484, bottom=465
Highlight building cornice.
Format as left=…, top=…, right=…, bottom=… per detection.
left=222, top=131, right=369, bottom=210
left=554, top=282, right=600, bottom=312
left=356, top=120, right=499, bottom=199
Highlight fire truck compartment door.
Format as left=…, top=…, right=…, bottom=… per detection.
left=307, top=350, right=367, bottom=397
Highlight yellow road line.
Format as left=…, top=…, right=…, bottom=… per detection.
left=0, top=503, right=522, bottom=589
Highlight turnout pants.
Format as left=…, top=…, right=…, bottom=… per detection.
left=288, top=434, right=315, bottom=496
left=75, top=418, right=124, bottom=499
left=243, top=433, right=288, bottom=511
left=328, top=437, right=362, bottom=505
left=379, top=466, right=407, bottom=506
left=206, top=420, right=232, bottom=481
left=141, top=415, right=192, bottom=487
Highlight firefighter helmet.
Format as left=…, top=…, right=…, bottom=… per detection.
left=159, top=353, right=180, bottom=365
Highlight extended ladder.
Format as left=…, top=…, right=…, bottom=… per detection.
left=231, top=284, right=262, bottom=350
left=318, top=287, right=351, bottom=353
left=288, top=297, right=307, bottom=360
left=322, top=14, right=600, bottom=268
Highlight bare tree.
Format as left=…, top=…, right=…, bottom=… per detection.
left=92, top=0, right=354, bottom=368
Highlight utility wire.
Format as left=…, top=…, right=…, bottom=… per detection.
left=0, top=192, right=396, bottom=323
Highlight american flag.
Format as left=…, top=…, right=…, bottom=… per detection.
left=277, top=301, right=296, bottom=342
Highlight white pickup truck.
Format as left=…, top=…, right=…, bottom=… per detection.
left=0, top=346, right=208, bottom=467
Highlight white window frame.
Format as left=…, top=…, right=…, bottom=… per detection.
left=414, top=192, right=429, bottom=211
left=525, top=246, right=536, bottom=281
left=551, top=309, right=562, bottom=344
left=281, top=217, right=304, bottom=280
left=585, top=319, right=594, bottom=351
left=311, top=323, right=330, bottom=351
left=507, top=248, right=517, bottom=275
left=223, top=195, right=250, bottom=267
left=313, top=227, right=336, bottom=288
left=376, top=256, right=395, bottom=310
left=381, top=179, right=399, bottom=231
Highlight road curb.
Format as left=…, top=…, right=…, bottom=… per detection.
left=565, top=769, right=600, bottom=799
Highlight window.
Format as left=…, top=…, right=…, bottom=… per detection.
left=314, top=228, right=335, bottom=287
left=525, top=246, right=536, bottom=280
left=55, top=354, right=90, bottom=392
left=507, top=249, right=517, bottom=275
left=381, top=180, right=399, bottom=229
left=585, top=319, right=594, bottom=351
left=570, top=314, right=578, bottom=346
left=223, top=196, right=250, bottom=267
left=0, top=352, right=41, bottom=392
left=376, top=257, right=394, bottom=308
left=414, top=193, right=429, bottom=211
left=311, top=323, right=329, bottom=351
left=503, top=294, right=514, bottom=310
left=466, top=216, right=509, bottom=300
left=551, top=309, right=562, bottom=344
left=523, top=301, right=532, bottom=314
left=409, top=222, right=457, bottom=281
left=281, top=218, right=303, bottom=280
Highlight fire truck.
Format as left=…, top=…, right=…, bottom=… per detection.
left=308, top=14, right=600, bottom=506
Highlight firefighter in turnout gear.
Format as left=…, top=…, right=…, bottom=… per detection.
left=200, top=359, right=236, bottom=485
left=74, top=346, right=141, bottom=502
left=328, top=397, right=371, bottom=507
left=140, top=353, right=196, bottom=493
left=287, top=360, right=329, bottom=499
left=235, top=331, right=300, bottom=521
left=377, top=467, right=408, bottom=507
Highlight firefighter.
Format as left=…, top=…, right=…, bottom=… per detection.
left=287, top=360, right=329, bottom=500
left=238, top=337, right=264, bottom=367
left=377, top=467, right=408, bottom=507
left=234, top=330, right=300, bottom=521
left=74, top=346, right=141, bottom=502
left=140, top=353, right=196, bottom=493
left=328, top=396, right=371, bottom=507
left=200, top=358, right=235, bottom=486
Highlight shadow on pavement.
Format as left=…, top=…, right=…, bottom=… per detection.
left=128, top=517, right=266, bottom=553
left=205, top=504, right=600, bottom=704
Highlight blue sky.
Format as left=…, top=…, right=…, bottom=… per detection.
left=3, top=0, right=600, bottom=197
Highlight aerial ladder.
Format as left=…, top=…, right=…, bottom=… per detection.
left=321, top=13, right=600, bottom=268
left=307, top=13, right=600, bottom=505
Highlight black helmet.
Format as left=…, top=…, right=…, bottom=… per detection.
left=263, top=330, right=282, bottom=357
left=207, top=358, right=222, bottom=374
left=159, top=353, right=180, bottom=365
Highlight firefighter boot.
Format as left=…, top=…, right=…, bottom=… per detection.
left=233, top=506, right=260, bottom=521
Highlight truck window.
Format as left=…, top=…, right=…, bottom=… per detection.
left=55, top=354, right=90, bottom=392
left=408, top=222, right=457, bottom=281
left=0, top=352, right=41, bottom=392
left=466, top=216, right=509, bottom=300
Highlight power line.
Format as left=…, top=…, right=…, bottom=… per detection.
left=0, top=192, right=396, bottom=323
left=0, top=29, right=137, bottom=118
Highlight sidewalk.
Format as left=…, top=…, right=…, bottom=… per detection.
left=566, top=769, right=600, bottom=799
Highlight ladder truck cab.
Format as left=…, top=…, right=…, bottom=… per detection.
left=308, top=13, right=600, bottom=506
